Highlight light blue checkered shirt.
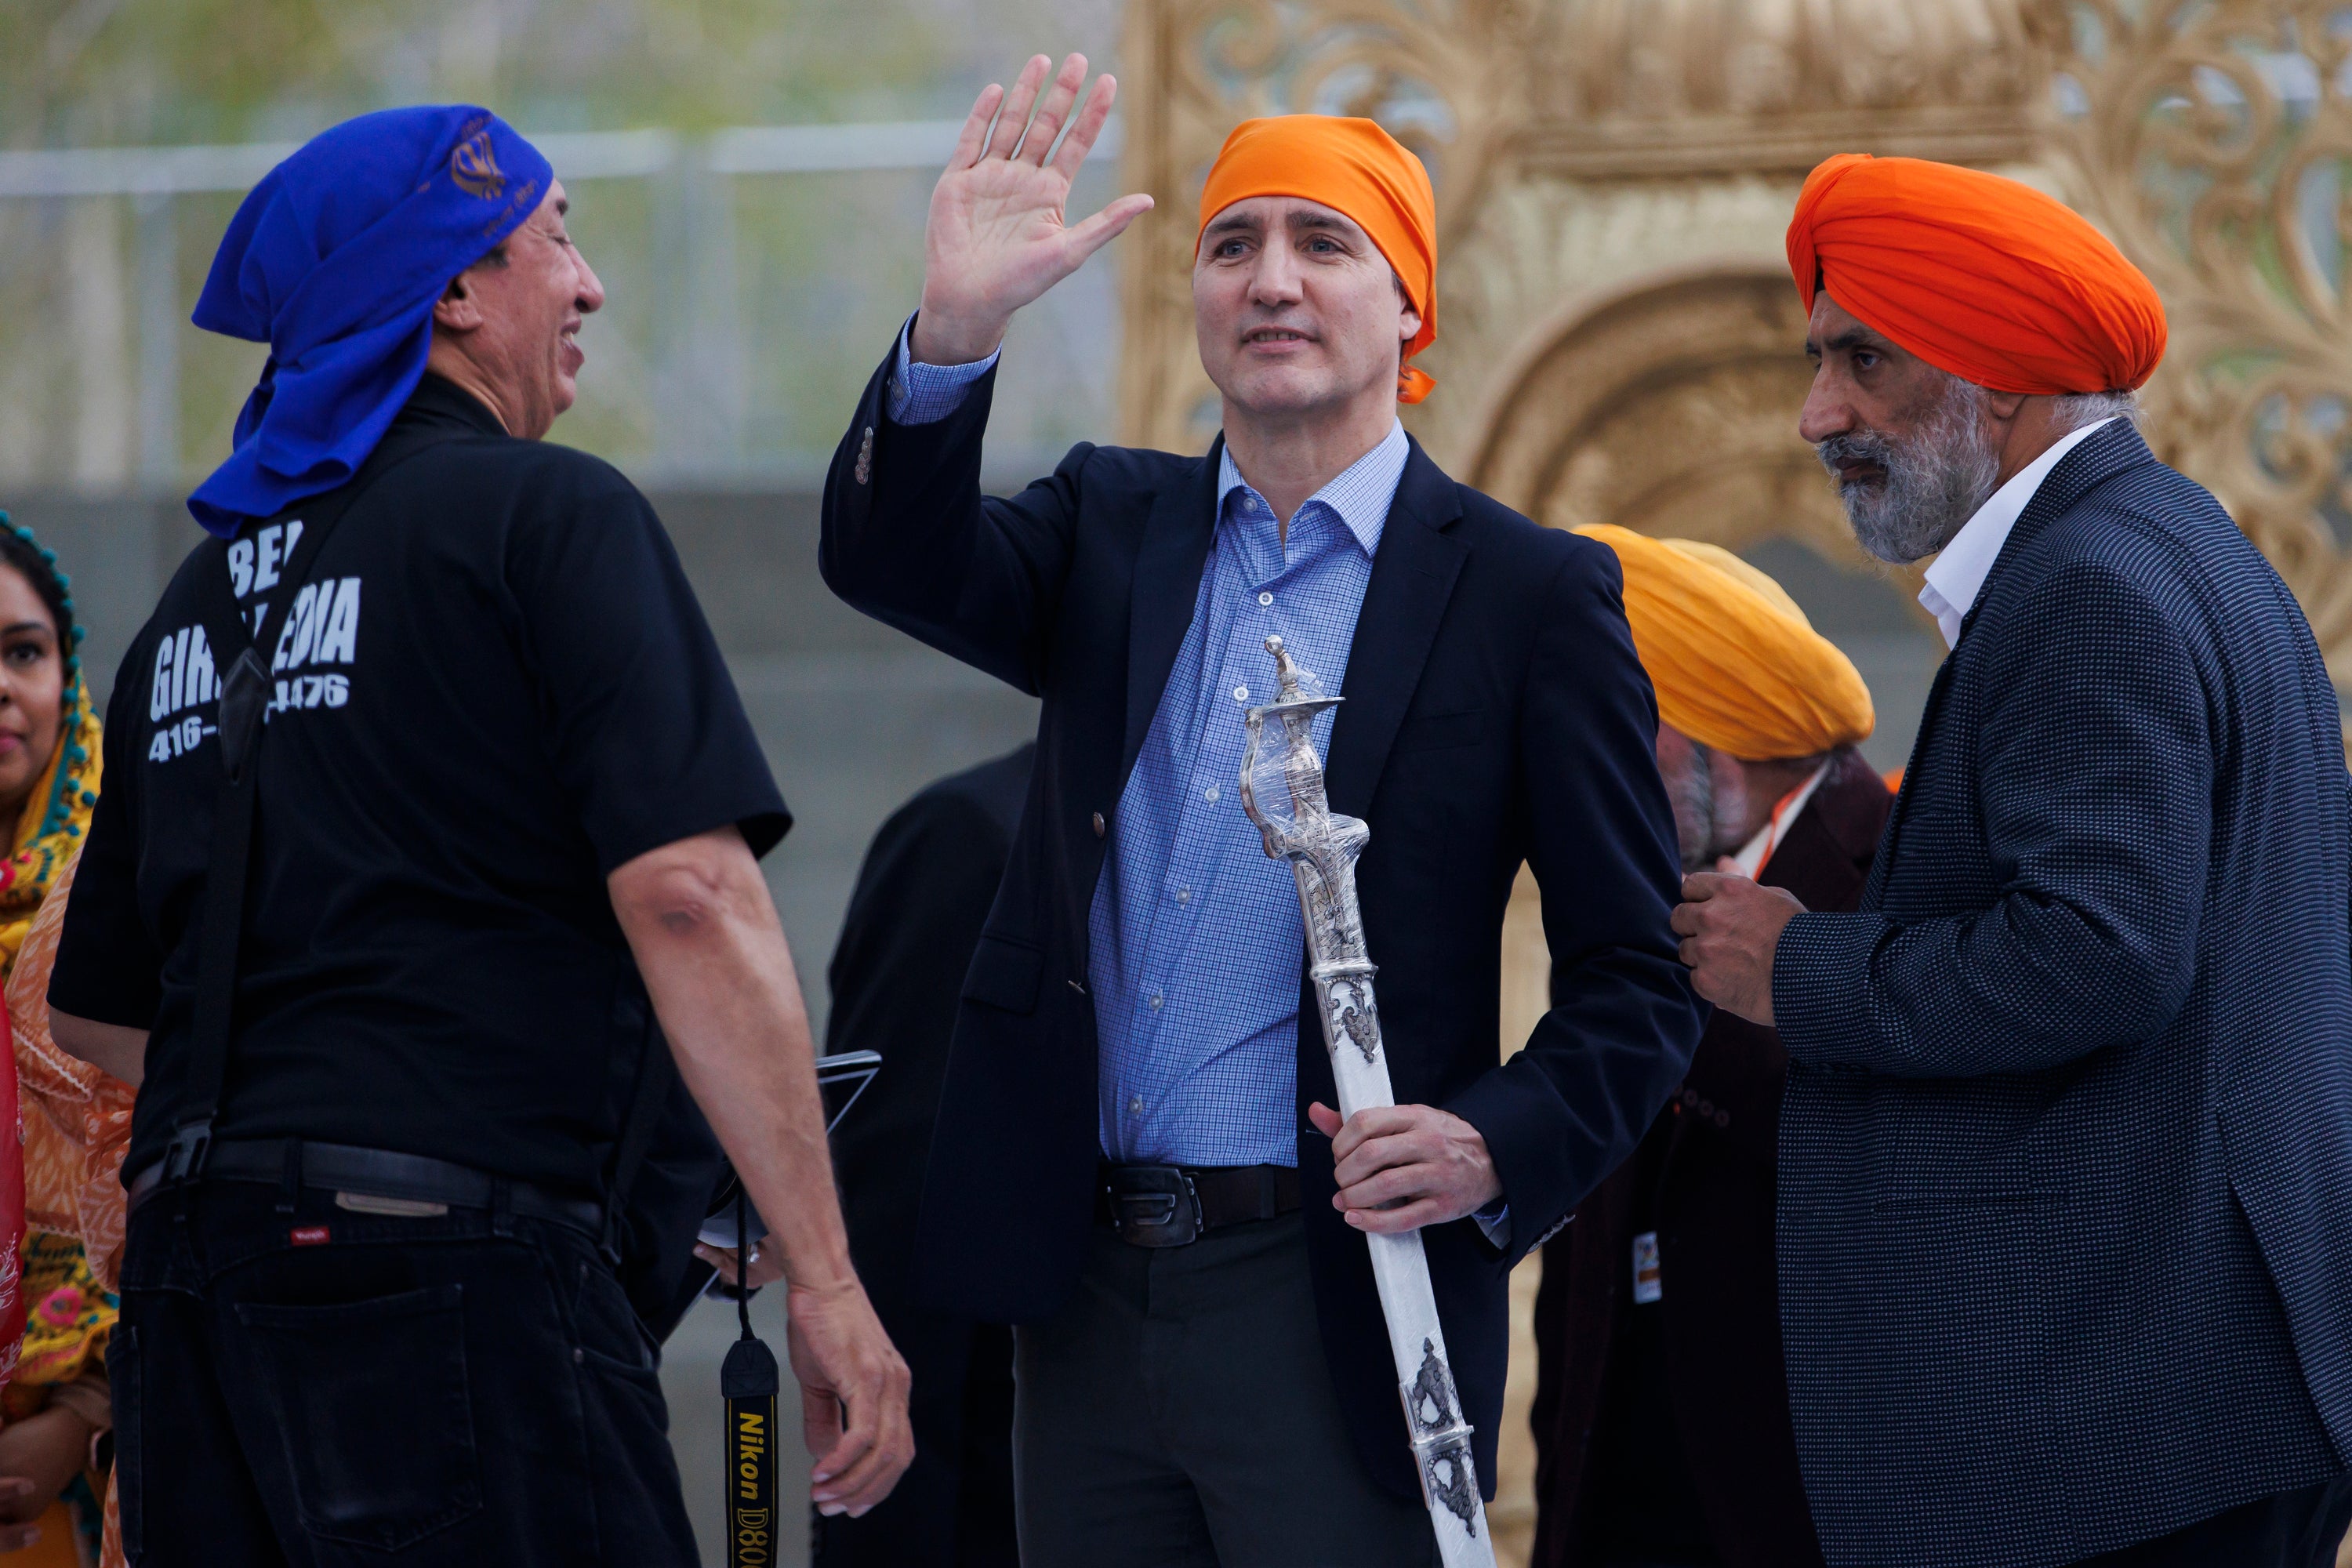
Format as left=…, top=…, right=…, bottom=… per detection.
left=891, top=325, right=1505, bottom=1229
left=1086, top=427, right=1403, bottom=1167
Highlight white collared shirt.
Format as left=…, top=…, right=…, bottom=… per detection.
left=1918, top=418, right=2118, bottom=648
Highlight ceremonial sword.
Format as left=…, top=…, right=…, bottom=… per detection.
left=1237, top=635, right=1497, bottom=1567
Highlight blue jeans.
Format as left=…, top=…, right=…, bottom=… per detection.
left=110, top=1176, right=698, bottom=1566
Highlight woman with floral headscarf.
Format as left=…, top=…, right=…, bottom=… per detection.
left=0, top=515, right=119, bottom=1566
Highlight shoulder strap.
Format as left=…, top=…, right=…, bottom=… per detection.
left=162, top=430, right=459, bottom=1181
left=601, top=1008, right=681, bottom=1260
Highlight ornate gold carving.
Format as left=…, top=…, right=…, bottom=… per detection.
left=1472, top=271, right=1856, bottom=552
left=2034, top=0, right=2352, bottom=689
left=1513, top=0, right=2042, bottom=176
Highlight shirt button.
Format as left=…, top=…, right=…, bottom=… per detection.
left=1149, top=993, right=1163, bottom=1011
left=1129, top=1095, right=1144, bottom=1115
left=1175, top=887, right=1191, bottom=905
left=1204, top=785, right=1220, bottom=803
left=1258, top=591, right=1273, bottom=607
left=1091, top=811, right=1105, bottom=837
left=1233, top=686, right=1249, bottom=703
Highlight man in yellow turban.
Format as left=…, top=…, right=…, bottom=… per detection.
left=1678, top=156, right=2352, bottom=1568
left=1533, top=528, right=1889, bottom=1568
left=820, top=51, right=1701, bottom=1567
left=1577, top=524, right=1873, bottom=871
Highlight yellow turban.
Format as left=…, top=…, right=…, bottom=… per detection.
left=1577, top=524, right=1874, bottom=761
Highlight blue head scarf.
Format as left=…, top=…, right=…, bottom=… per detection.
left=187, top=106, right=554, bottom=537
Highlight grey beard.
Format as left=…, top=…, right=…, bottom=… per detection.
left=1817, top=376, right=2001, bottom=564
left=1668, top=743, right=1748, bottom=873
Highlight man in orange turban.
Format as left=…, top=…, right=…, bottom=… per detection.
left=1677, top=156, right=2352, bottom=1568
left=1783, top=153, right=2166, bottom=568
left=821, top=51, right=1700, bottom=1568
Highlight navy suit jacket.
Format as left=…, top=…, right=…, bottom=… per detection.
left=1774, top=419, right=2352, bottom=1567
left=818, top=349, right=1704, bottom=1500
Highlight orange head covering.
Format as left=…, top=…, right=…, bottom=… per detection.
left=1196, top=115, right=1438, bottom=404
left=1577, top=524, right=1874, bottom=761
left=1786, top=153, right=2165, bottom=396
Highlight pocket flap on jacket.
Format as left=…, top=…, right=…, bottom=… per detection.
left=961, top=935, right=1045, bottom=1015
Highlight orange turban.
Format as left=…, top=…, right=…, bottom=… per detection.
left=1577, top=524, right=1874, bottom=761
left=1197, top=115, right=1438, bottom=404
left=1786, top=153, right=2166, bottom=396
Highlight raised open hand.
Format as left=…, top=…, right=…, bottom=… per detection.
left=913, top=53, right=1154, bottom=365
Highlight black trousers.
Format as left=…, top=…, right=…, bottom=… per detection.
left=111, top=1179, right=699, bottom=1566
left=1012, top=1210, right=1439, bottom=1568
left=2067, top=1472, right=2352, bottom=1568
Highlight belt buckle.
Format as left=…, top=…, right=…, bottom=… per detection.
left=160, top=1119, right=214, bottom=1184
left=1107, top=1165, right=1200, bottom=1247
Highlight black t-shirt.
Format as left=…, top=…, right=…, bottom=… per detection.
left=51, top=377, right=789, bottom=1194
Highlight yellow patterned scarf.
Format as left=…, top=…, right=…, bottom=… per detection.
left=3, top=1232, right=113, bottom=1406
left=0, top=670, right=100, bottom=981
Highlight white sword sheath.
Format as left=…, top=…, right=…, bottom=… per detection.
left=1237, top=635, right=1497, bottom=1568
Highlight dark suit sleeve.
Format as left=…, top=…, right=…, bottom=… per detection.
left=1774, top=557, right=2211, bottom=1076
left=1446, top=541, right=1704, bottom=1264
left=818, top=340, right=1096, bottom=695
left=826, top=784, right=1016, bottom=1296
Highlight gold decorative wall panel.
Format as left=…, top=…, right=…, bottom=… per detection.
left=2034, top=0, right=2352, bottom=688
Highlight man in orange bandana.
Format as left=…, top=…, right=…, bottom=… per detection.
left=1676, top=157, right=2352, bottom=1568
left=821, top=52, right=1700, bottom=1568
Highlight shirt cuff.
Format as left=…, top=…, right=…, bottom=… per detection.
left=1472, top=1199, right=1510, bottom=1249
left=887, top=312, right=1000, bottom=426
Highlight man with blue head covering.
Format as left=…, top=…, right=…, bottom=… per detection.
left=184, top=105, right=565, bottom=532
left=45, top=106, right=913, bottom=1563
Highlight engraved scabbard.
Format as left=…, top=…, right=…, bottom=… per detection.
left=1237, top=636, right=1495, bottom=1566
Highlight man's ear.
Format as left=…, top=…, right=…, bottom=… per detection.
left=432, top=270, right=484, bottom=334
left=1982, top=388, right=2031, bottom=423
left=1393, top=274, right=1422, bottom=349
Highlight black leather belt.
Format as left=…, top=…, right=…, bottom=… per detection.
left=1096, top=1161, right=1300, bottom=1247
left=125, top=1138, right=603, bottom=1236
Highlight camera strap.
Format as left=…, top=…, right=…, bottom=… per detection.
left=720, top=1185, right=781, bottom=1566
left=165, top=425, right=463, bottom=1185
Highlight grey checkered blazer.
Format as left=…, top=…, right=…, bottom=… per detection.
left=1773, top=419, right=2352, bottom=1568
